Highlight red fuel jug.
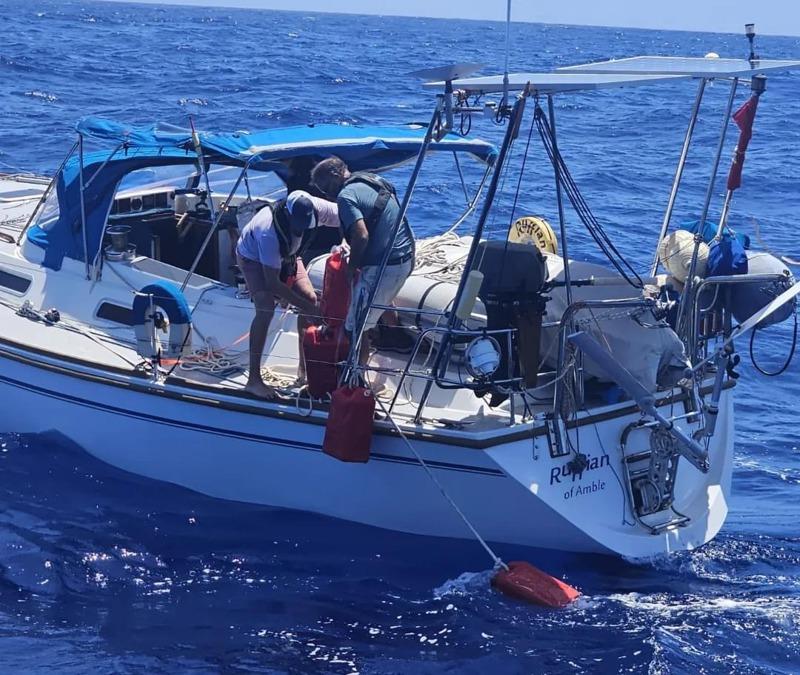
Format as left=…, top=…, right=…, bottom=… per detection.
left=321, top=250, right=351, bottom=329
left=303, top=325, right=349, bottom=399
left=323, top=386, right=376, bottom=462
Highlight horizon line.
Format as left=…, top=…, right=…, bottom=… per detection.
left=96, top=0, right=799, bottom=39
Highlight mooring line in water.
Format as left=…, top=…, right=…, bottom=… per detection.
left=373, top=396, right=581, bottom=608
left=752, top=216, right=800, bottom=267
left=374, top=396, right=507, bottom=570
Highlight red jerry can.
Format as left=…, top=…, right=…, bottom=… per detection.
left=303, top=325, right=349, bottom=399
left=321, top=251, right=351, bottom=329
left=323, top=386, right=376, bottom=462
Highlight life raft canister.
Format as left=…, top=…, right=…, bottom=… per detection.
left=132, top=281, right=192, bottom=360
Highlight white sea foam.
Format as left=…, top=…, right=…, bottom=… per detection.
left=606, top=591, right=799, bottom=629
left=23, top=91, right=58, bottom=102
left=432, top=569, right=492, bottom=598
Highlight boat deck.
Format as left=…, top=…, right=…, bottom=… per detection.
left=0, top=172, right=667, bottom=444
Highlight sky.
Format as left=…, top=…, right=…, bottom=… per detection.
left=101, top=0, right=800, bottom=36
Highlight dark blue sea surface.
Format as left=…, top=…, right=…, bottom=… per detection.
left=1, top=1, right=799, bottom=672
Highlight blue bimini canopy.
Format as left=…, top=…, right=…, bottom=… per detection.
left=29, top=118, right=498, bottom=270
left=28, top=146, right=198, bottom=271
left=75, top=117, right=499, bottom=170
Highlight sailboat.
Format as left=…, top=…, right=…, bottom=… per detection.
left=0, top=49, right=798, bottom=559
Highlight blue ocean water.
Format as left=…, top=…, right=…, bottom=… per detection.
left=1, top=1, right=800, bottom=672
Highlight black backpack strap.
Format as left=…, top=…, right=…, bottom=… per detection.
left=268, top=201, right=298, bottom=281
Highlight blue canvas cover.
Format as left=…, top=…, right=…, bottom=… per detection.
left=30, top=118, right=498, bottom=270
left=707, top=234, right=749, bottom=277
left=685, top=219, right=751, bottom=250
left=75, top=117, right=499, bottom=170
left=28, top=147, right=197, bottom=270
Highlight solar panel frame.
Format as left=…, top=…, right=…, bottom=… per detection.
left=558, top=56, right=800, bottom=78
left=422, top=71, right=689, bottom=94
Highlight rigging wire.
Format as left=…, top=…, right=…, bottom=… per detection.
left=533, top=102, right=644, bottom=288
left=505, top=106, right=538, bottom=237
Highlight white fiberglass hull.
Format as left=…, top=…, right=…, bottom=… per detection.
left=0, top=339, right=734, bottom=559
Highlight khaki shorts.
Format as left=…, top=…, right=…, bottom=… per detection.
left=345, top=258, right=413, bottom=333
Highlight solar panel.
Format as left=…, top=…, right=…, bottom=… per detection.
left=559, top=56, right=800, bottom=78
left=410, top=63, right=484, bottom=82
left=423, top=72, right=688, bottom=94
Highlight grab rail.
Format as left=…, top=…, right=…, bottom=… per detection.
left=385, top=324, right=520, bottom=417
left=688, top=272, right=790, bottom=361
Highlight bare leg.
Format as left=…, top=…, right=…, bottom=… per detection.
left=246, top=291, right=277, bottom=400
left=291, top=274, right=318, bottom=382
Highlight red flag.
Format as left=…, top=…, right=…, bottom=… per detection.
left=727, top=95, right=760, bottom=191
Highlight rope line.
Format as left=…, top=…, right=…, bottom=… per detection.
left=373, top=395, right=508, bottom=572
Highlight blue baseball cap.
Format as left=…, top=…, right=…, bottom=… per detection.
left=286, top=190, right=317, bottom=237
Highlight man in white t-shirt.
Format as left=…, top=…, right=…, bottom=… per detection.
left=236, top=190, right=340, bottom=399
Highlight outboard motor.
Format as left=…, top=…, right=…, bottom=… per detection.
left=474, top=240, right=548, bottom=405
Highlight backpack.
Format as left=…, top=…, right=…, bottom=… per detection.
left=706, top=233, right=749, bottom=277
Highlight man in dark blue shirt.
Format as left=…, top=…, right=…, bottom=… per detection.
left=311, top=157, right=415, bottom=365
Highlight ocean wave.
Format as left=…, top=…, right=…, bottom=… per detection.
left=1, top=2, right=799, bottom=671
left=22, top=90, right=58, bottom=103
left=735, top=457, right=800, bottom=485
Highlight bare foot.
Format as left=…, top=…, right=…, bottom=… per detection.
left=245, top=379, right=278, bottom=400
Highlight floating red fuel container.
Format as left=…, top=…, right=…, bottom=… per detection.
left=303, top=325, right=349, bottom=399
left=491, top=561, right=581, bottom=608
left=323, top=386, right=375, bottom=462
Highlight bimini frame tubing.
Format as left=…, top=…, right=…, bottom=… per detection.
left=181, top=158, right=252, bottom=292
left=16, top=140, right=79, bottom=246
left=414, top=89, right=527, bottom=424
left=342, top=95, right=445, bottom=384
left=180, top=120, right=221, bottom=292
left=78, top=133, right=91, bottom=280
left=650, top=78, right=707, bottom=276
left=676, top=77, right=739, bottom=347
left=87, top=143, right=127, bottom=280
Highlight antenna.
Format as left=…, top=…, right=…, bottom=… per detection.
left=745, top=23, right=757, bottom=62
left=501, top=0, right=512, bottom=112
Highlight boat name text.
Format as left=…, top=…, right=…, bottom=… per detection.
left=550, top=454, right=610, bottom=485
